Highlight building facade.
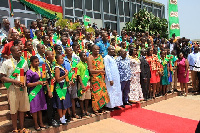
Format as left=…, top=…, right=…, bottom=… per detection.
left=0, top=0, right=165, bottom=33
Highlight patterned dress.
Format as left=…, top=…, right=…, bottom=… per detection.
left=146, top=54, right=160, bottom=83
left=129, top=57, right=144, bottom=102
left=91, top=54, right=109, bottom=111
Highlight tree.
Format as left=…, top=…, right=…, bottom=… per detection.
left=125, top=9, right=168, bottom=38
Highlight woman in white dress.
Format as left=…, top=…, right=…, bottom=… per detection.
left=128, top=48, right=144, bottom=103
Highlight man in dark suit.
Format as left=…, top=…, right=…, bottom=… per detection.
left=139, top=49, right=151, bottom=100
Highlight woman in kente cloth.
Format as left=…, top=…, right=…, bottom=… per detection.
left=87, top=45, right=109, bottom=115
left=26, top=56, right=48, bottom=131
left=146, top=47, right=160, bottom=99
left=53, top=54, right=71, bottom=125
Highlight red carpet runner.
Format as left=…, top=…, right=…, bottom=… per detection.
left=111, top=104, right=198, bottom=133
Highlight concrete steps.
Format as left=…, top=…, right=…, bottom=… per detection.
left=0, top=101, right=9, bottom=111
left=0, top=87, right=7, bottom=94
left=0, top=110, right=10, bottom=122
left=0, top=94, right=8, bottom=102
left=0, top=111, right=111, bottom=133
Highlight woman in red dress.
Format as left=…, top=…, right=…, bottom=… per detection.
left=146, top=47, right=160, bottom=98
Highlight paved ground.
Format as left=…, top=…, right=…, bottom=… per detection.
left=62, top=94, right=200, bottom=133
left=62, top=118, right=154, bottom=133
left=144, top=94, right=200, bottom=121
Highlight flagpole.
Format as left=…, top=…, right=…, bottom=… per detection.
left=168, top=0, right=170, bottom=39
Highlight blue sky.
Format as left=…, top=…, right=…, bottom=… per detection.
left=153, top=0, right=200, bottom=40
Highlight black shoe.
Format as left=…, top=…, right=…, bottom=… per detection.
left=167, top=91, right=172, bottom=93
left=121, top=105, right=125, bottom=108
left=49, top=119, right=60, bottom=127
left=144, top=98, right=148, bottom=101
left=124, top=102, right=132, bottom=106
left=108, top=108, right=114, bottom=111
left=34, top=127, right=41, bottom=131
left=114, top=107, right=121, bottom=110
left=174, top=89, right=179, bottom=92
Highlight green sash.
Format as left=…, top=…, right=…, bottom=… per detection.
left=55, top=81, right=68, bottom=100
left=4, top=59, right=25, bottom=89
left=68, top=58, right=78, bottom=82
left=77, top=66, right=90, bottom=97
left=29, top=78, right=43, bottom=102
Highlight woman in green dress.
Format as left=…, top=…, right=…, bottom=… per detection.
left=160, top=50, right=170, bottom=95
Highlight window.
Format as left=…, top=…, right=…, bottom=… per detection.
left=27, top=20, right=33, bottom=28
left=111, top=23, right=117, bottom=30
left=94, top=13, right=101, bottom=19
left=13, top=1, right=25, bottom=10
left=158, top=9, right=161, bottom=18
left=118, top=0, right=124, bottom=15
left=136, top=4, right=140, bottom=13
left=154, top=9, right=158, bottom=17
left=125, top=17, right=130, bottom=22
left=132, top=3, right=136, bottom=15
left=74, top=0, right=82, bottom=9
left=105, top=22, right=110, bottom=29
left=110, top=0, right=116, bottom=14
left=104, top=14, right=109, bottom=20
left=0, top=10, right=9, bottom=18
left=93, top=0, right=100, bottom=11
left=120, top=17, right=124, bottom=22
left=148, top=7, right=152, bottom=12
left=86, top=12, right=93, bottom=18
left=0, top=0, right=9, bottom=8
left=75, top=10, right=83, bottom=17
left=124, top=1, right=129, bottom=16
left=110, top=15, right=117, bottom=21
left=85, top=0, right=92, bottom=10
left=65, top=9, right=73, bottom=16
left=65, top=0, right=73, bottom=7
left=40, top=0, right=51, bottom=4
left=52, top=0, right=61, bottom=6
left=103, top=0, right=109, bottom=13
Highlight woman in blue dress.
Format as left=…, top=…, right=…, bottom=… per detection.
left=53, top=54, right=72, bottom=125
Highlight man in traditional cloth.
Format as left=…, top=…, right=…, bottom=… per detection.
left=104, top=46, right=123, bottom=110
left=0, top=46, right=30, bottom=132
left=87, top=45, right=109, bottom=114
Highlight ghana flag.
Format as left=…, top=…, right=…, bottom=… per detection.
left=19, top=0, right=63, bottom=19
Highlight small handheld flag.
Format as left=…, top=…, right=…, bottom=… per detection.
left=24, top=51, right=27, bottom=60
left=42, top=64, right=46, bottom=80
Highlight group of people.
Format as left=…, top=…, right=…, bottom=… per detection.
left=0, top=18, right=196, bottom=133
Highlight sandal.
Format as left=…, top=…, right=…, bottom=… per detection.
left=19, top=128, right=32, bottom=133
left=39, top=125, right=49, bottom=129
left=93, top=111, right=99, bottom=116
left=34, top=127, right=41, bottom=131
left=72, top=114, right=81, bottom=119
left=85, top=112, right=92, bottom=117
left=11, top=130, right=18, bottom=133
